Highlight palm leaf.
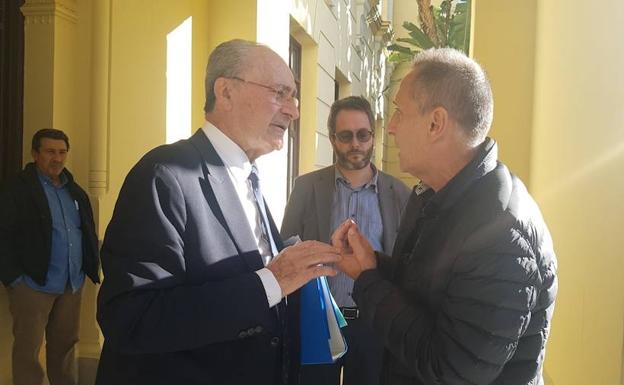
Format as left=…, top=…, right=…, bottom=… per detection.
left=402, top=22, right=436, bottom=49
left=389, top=51, right=418, bottom=63
left=387, top=43, right=414, bottom=54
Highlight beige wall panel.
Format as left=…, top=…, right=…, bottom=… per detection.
left=314, top=0, right=339, bottom=43
left=317, top=65, right=336, bottom=106
left=315, top=131, right=334, bottom=167
left=350, top=50, right=362, bottom=83
left=350, top=77, right=362, bottom=98
left=316, top=98, right=331, bottom=136
left=290, top=0, right=319, bottom=43
left=318, top=32, right=336, bottom=77
left=334, top=0, right=352, bottom=78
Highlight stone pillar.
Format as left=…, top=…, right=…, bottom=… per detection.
left=20, top=0, right=74, bottom=160
left=89, top=0, right=110, bottom=201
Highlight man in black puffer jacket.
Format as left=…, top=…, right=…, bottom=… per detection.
left=332, top=48, right=558, bottom=385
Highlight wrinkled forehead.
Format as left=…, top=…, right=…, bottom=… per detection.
left=243, top=47, right=296, bottom=87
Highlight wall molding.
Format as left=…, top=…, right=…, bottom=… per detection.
left=21, top=0, right=77, bottom=24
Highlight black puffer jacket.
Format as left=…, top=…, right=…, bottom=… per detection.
left=353, top=138, right=557, bottom=385
left=0, top=163, right=100, bottom=286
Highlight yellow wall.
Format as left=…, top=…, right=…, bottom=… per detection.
left=205, top=0, right=257, bottom=58
left=472, top=0, right=537, bottom=185
left=472, top=0, right=624, bottom=383
left=384, top=0, right=422, bottom=187
left=531, top=0, right=624, bottom=383
left=101, top=0, right=237, bottom=229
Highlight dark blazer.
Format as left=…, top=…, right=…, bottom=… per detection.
left=0, top=163, right=100, bottom=286
left=96, top=129, right=297, bottom=385
left=280, top=165, right=410, bottom=252
left=352, top=139, right=558, bottom=385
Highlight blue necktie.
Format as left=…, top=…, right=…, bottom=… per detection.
left=249, top=165, right=278, bottom=257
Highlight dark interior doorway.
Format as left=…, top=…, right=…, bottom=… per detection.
left=0, top=0, right=25, bottom=185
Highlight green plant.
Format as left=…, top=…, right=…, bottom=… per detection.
left=388, top=0, right=471, bottom=63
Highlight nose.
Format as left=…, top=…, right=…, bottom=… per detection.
left=280, top=99, right=299, bottom=120
left=349, top=135, right=361, bottom=147
left=387, top=112, right=398, bottom=136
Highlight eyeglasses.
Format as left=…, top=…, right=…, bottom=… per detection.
left=229, top=76, right=299, bottom=108
left=333, top=128, right=374, bottom=143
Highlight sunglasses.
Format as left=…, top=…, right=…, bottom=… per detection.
left=333, top=129, right=374, bottom=143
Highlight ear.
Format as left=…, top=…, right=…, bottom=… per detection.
left=213, top=77, right=234, bottom=111
left=428, top=106, right=448, bottom=141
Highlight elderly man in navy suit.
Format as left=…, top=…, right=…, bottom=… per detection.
left=95, top=39, right=341, bottom=385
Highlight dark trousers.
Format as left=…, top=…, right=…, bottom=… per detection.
left=299, top=317, right=383, bottom=385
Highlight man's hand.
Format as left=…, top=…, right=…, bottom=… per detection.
left=267, top=240, right=341, bottom=296
left=331, top=219, right=377, bottom=280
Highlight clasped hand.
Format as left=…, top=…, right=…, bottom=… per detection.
left=330, top=219, right=377, bottom=280
left=267, top=240, right=341, bottom=296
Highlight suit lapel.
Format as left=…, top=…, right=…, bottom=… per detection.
left=189, top=130, right=259, bottom=258
left=313, top=167, right=335, bottom=243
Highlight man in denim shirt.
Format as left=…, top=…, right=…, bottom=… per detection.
left=281, top=96, right=410, bottom=385
left=0, top=129, right=99, bottom=385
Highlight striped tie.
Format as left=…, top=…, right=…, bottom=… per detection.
left=248, top=165, right=278, bottom=257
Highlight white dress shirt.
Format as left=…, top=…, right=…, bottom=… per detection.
left=201, top=121, right=282, bottom=307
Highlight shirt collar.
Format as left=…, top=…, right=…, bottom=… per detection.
left=201, top=120, right=253, bottom=183
left=36, top=168, right=68, bottom=188
left=413, top=180, right=431, bottom=195
left=334, top=163, right=379, bottom=191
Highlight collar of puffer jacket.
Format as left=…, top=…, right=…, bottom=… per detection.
left=426, top=137, right=498, bottom=214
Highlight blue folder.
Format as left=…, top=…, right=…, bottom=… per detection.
left=300, top=276, right=348, bottom=364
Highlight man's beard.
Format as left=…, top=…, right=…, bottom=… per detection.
left=335, top=146, right=373, bottom=170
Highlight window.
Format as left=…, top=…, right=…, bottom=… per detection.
left=287, top=36, right=302, bottom=196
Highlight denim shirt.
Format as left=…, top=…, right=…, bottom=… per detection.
left=329, top=166, right=383, bottom=307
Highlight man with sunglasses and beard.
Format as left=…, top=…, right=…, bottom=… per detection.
left=281, top=96, right=410, bottom=385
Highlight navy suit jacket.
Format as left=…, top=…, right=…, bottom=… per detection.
left=96, top=129, right=299, bottom=385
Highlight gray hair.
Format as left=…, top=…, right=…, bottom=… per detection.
left=203, top=39, right=266, bottom=113
left=410, top=48, right=493, bottom=145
